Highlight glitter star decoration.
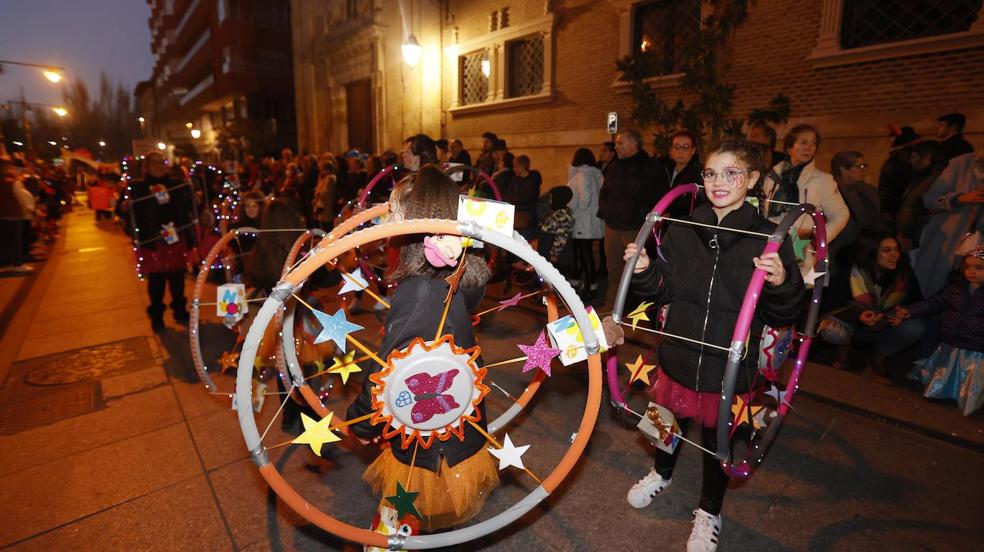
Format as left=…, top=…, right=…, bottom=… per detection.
left=765, top=384, right=789, bottom=408
left=498, top=292, right=523, bottom=308
left=625, top=354, right=657, bottom=385
left=328, top=350, right=361, bottom=385
left=385, top=482, right=421, bottom=520
left=217, top=350, right=239, bottom=374
left=626, top=301, right=653, bottom=330
left=312, top=308, right=364, bottom=352
left=488, top=433, right=531, bottom=471
left=517, top=330, right=562, bottom=377
left=730, top=395, right=766, bottom=430
left=339, top=268, right=369, bottom=294
left=804, top=267, right=826, bottom=287
left=292, top=412, right=342, bottom=456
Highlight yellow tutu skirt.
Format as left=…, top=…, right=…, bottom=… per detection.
left=364, top=448, right=499, bottom=532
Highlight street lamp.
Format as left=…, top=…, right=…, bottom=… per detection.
left=156, top=142, right=166, bottom=150
left=190, top=129, right=201, bottom=139
left=402, top=34, right=421, bottom=66
left=43, top=70, right=63, bottom=83
left=98, top=140, right=106, bottom=147
left=52, top=106, right=68, bottom=117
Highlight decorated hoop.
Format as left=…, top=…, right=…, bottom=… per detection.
left=236, top=218, right=602, bottom=549
left=443, top=164, right=503, bottom=201
left=356, top=164, right=399, bottom=208
left=608, top=184, right=828, bottom=479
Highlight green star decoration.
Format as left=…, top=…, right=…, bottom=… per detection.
left=791, top=231, right=811, bottom=261
left=385, top=482, right=421, bottom=520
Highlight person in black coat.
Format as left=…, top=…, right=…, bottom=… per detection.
left=656, top=130, right=705, bottom=218
left=937, top=113, right=974, bottom=162
left=597, top=128, right=669, bottom=303
left=613, top=140, right=804, bottom=549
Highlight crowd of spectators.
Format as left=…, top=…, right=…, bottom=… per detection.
left=0, top=154, right=71, bottom=275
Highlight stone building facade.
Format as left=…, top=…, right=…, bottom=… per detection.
left=292, top=0, right=984, bottom=186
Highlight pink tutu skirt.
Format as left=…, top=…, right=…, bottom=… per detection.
left=649, top=369, right=723, bottom=428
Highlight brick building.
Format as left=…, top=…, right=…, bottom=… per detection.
left=138, top=0, right=296, bottom=159
left=292, top=0, right=984, bottom=186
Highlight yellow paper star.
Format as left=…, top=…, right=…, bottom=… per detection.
left=218, top=351, right=239, bottom=374
left=627, top=301, right=653, bottom=330
left=625, top=354, right=657, bottom=386
left=730, top=395, right=766, bottom=430
left=328, top=350, right=361, bottom=385
left=292, top=412, right=341, bottom=456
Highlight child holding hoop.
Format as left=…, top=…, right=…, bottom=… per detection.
left=615, top=141, right=804, bottom=552
left=346, top=164, right=499, bottom=539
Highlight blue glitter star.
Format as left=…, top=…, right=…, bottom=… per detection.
left=312, top=308, right=364, bottom=352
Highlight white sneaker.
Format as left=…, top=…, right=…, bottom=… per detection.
left=687, top=508, right=722, bottom=552
left=626, top=467, right=671, bottom=508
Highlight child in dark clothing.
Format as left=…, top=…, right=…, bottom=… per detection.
left=537, top=185, right=574, bottom=266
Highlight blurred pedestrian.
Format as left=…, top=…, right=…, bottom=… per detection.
left=878, top=126, right=920, bottom=231
left=938, top=113, right=974, bottom=162
left=567, top=148, right=604, bottom=295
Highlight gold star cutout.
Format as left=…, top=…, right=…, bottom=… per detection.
left=218, top=351, right=239, bottom=374
left=625, top=354, right=656, bottom=385
left=292, top=412, right=341, bottom=456
left=626, top=301, right=653, bottom=330
left=730, top=395, right=766, bottom=430
left=328, top=350, right=361, bottom=385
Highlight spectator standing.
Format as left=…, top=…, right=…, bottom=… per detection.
left=448, top=139, right=471, bottom=165
left=760, top=124, right=850, bottom=276
left=656, top=130, right=704, bottom=217
left=507, top=155, right=542, bottom=239
left=878, top=127, right=920, bottom=231
left=597, top=129, right=668, bottom=300
left=0, top=158, right=33, bottom=274
left=476, top=132, right=498, bottom=175
left=567, top=148, right=604, bottom=295
left=914, top=146, right=983, bottom=296
left=747, top=122, right=790, bottom=170
left=938, top=113, right=974, bottom=162
left=825, top=151, right=880, bottom=310
left=897, top=141, right=946, bottom=251
left=312, top=159, right=337, bottom=229
left=598, top=141, right=617, bottom=178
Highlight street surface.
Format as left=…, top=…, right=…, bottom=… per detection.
left=0, top=203, right=981, bottom=551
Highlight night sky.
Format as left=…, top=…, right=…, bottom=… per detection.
left=0, top=0, right=154, bottom=108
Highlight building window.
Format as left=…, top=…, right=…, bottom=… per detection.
left=459, top=51, right=489, bottom=106
left=506, top=34, right=544, bottom=98
left=632, top=0, right=702, bottom=75
left=841, top=0, right=982, bottom=49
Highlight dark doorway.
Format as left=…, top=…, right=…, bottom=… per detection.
left=346, top=78, right=374, bottom=153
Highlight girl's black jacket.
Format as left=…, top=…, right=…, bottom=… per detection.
left=630, top=202, right=805, bottom=393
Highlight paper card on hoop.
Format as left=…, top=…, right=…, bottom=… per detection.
left=217, top=283, right=248, bottom=321
left=446, top=163, right=465, bottom=182
left=638, top=402, right=681, bottom=454
left=161, top=222, right=179, bottom=244
left=456, top=195, right=515, bottom=248
left=545, top=306, right=609, bottom=366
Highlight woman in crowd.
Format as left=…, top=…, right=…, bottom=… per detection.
left=312, top=158, right=337, bottom=229
left=566, top=148, right=604, bottom=296
left=897, top=141, right=945, bottom=251
left=506, top=154, right=541, bottom=240
left=657, top=130, right=703, bottom=217
left=759, top=124, right=850, bottom=276
left=825, top=150, right=880, bottom=310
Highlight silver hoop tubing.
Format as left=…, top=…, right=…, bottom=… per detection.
left=715, top=204, right=827, bottom=478
left=235, top=218, right=603, bottom=549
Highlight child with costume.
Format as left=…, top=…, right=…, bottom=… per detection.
left=346, top=164, right=499, bottom=541
left=898, top=245, right=984, bottom=415
left=609, top=140, right=804, bottom=552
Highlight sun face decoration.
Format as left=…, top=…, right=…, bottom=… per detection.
left=369, top=335, right=489, bottom=450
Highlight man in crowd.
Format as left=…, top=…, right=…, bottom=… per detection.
left=476, top=131, right=498, bottom=175
left=878, top=126, right=920, bottom=231
left=656, top=130, right=703, bottom=217
left=747, top=122, right=789, bottom=170
left=598, top=141, right=617, bottom=177
left=448, top=139, right=471, bottom=165
left=937, top=113, right=974, bottom=162
left=597, top=128, right=668, bottom=302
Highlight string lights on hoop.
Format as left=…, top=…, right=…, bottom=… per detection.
left=607, top=184, right=828, bottom=479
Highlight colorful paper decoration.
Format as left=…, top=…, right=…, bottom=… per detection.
left=456, top=195, right=515, bottom=246
left=312, top=308, right=364, bottom=352
left=804, top=267, right=826, bottom=287
left=216, top=283, right=248, bottom=319
left=217, top=350, right=239, bottom=374
left=488, top=433, right=531, bottom=471
left=625, top=354, right=657, bottom=386
left=339, top=268, right=370, bottom=295
left=791, top=231, right=812, bottom=261
left=765, top=384, right=788, bottom=407
left=151, top=183, right=170, bottom=204
left=498, top=292, right=523, bottom=308
left=328, top=350, right=361, bottom=384
left=385, top=482, right=422, bottom=520
left=626, top=301, right=653, bottom=330
left=545, top=307, right=609, bottom=366
left=161, top=222, right=179, bottom=244
left=637, top=402, right=681, bottom=454
left=730, top=395, right=766, bottom=431
left=292, top=412, right=342, bottom=456
left=517, top=331, right=561, bottom=377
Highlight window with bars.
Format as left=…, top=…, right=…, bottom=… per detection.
left=632, top=0, right=702, bottom=75
left=840, top=0, right=982, bottom=49
left=506, top=34, right=545, bottom=98
left=459, top=51, right=489, bottom=106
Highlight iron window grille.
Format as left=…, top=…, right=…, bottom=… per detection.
left=840, top=0, right=982, bottom=49
left=632, top=0, right=702, bottom=75
left=507, top=34, right=545, bottom=98
left=460, top=51, right=489, bottom=106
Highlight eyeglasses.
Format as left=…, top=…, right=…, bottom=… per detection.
left=700, top=167, right=751, bottom=185
left=672, top=143, right=693, bottom=151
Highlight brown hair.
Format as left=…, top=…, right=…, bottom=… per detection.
left=783, top=124, right=822, bottom=153
left=710, top=139, right=765, bottom=176
left=388, top=164, right=491, bottom=287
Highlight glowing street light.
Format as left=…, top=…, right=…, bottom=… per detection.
left=185, top=122, right=194, bottom=129
left=156, top=142, right=166, bottom=150
left=52, top=106, right=68, bottom=117
left=138, top=116, right=145, bottom=123
left=48, top=141, right=57, bottom=146
left=402, top=34, right=421, bottom=66
left=190, top=129, right=201, bottom=139
left=98, top=140, right=106, bottom=147
left=43, top=69, right=63, bottom=83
